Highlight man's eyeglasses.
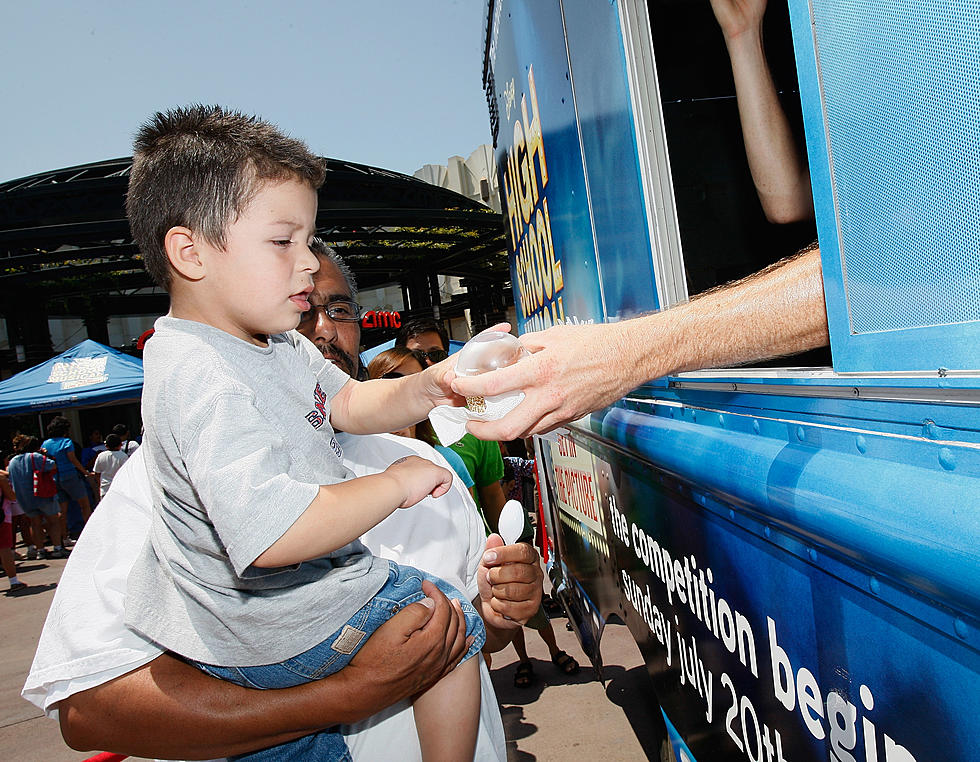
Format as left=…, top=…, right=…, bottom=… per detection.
left=298, top=300, right=362, bottom=325
left=416, top=349, right=449, bottom=364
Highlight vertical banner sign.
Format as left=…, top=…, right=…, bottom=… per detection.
left=549, top=431, right=608, bottom=557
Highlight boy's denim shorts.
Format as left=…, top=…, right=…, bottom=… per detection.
left=191, top=561, right=486, bottom=762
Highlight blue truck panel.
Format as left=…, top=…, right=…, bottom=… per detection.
left=484, top=1, right=980, bottom=759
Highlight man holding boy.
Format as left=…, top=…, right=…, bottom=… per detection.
left=119, top=105, right=512, bottom=761
left=26, top=166, right=542, bottom=760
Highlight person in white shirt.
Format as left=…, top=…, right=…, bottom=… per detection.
left=25, top=437, right=524, bottom=761
left=24, top=246, right=542, bottom=761
left=91, top=434, right=129, bottom=498
left=110, top=424, right=140, bottom=455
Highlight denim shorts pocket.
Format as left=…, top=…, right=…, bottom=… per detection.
left=279, top=601, right=379, bottom=680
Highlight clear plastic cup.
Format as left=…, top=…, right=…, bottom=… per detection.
left=454, top=331, right=526, bottom=413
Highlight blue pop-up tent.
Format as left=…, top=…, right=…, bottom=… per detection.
left=0, top=340, right=143, bottom=416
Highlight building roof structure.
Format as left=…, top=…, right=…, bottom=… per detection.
left=0, top=156, right=510, bottom=373
left=0, top=156, right=507, bottom=300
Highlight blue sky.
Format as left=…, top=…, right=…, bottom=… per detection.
left=0, top=0, right=493, bottom=182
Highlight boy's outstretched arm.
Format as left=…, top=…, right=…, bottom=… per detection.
left=328, top=355, right=463, bottom=434
left=59, top=581, right=469, bottom=758
left=254, top=456, right=452, bottom=568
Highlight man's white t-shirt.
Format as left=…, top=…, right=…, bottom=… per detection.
left=23, top=438, right=506, bottom=762
left=91, top=449, right=128, bottom=497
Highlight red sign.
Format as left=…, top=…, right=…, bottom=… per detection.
left=361, top=310, right=402, bottom=329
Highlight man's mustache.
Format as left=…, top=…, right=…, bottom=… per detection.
left=316, top=340, right=357, bottom=377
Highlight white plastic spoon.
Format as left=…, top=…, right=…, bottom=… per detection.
left=498, top=499, right=526, bottom=546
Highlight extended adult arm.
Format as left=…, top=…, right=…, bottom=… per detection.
left=710, top=0, right=813, bottom=223
left=59, top=581, right=467, bottom=759
left=456, top=245, right=828, bottom=440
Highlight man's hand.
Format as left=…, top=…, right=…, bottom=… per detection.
left=477, top=534, right=544, bottom=652
left=709, top=0, right=768, bottom=42
left=385, top=455, right=454, bottom=506
left=345, top=579, right=470, bottom=703
left=453, top=321, right=650, bottom=440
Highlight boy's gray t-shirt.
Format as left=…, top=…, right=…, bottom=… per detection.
left=126, top=317, right=388, bottom=666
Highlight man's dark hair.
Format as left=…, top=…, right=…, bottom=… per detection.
left=310, top=238, right=357, bottom=298
left=111, top=424, right=129, bottom=438
left=46, top=416, right=71, bottom=439
left=105, top=434, right=122, bottom=450
left=502, top=458, right=515, bottom=485
left=395, top=318, right=449, bottom=351
left=126, top=104, right=327, bottom=290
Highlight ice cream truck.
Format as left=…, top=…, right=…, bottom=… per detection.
left=482, top=1, right=980, bottom=759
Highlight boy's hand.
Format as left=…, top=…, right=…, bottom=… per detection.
left=415, top=323, right=512, bottom=410
left=385, top=455, right=453, bottom=507
left=417, top=354, right=466, bottom=409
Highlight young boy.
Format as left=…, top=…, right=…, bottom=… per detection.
left=92, top=434, right=129, bottom=498
left=123, top=105, right=483, bottom=762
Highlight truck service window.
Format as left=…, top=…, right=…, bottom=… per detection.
left=649, top=1, right=827, bottom=365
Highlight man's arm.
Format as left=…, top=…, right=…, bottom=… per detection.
left=456, top=246, right=828, bottom=440
left=710, top=0, right=813, bottom=223
left=59, top=580, right=468, bottom=759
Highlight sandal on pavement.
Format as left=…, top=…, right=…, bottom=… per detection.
left=542, top=594, right=564, bottom=618
left=551, top=650, right=580, bottom=675
left=514, top=660, right=535, bottom=688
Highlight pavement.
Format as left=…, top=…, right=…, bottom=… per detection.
left=0, top=547, right=90, bottom=762
left=488, top=598, right=665, bottom=761
left=1, top=543, right=659, bottom=761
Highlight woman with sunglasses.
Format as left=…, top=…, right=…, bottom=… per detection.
left=395, top=319, right=450, bottom=366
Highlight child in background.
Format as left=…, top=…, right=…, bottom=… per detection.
left=499, top=442, right=581, bottom=687
left=92, top=434, right=129, bottom=498
left=0, top=456, right=27, bottom=591
left=124, top=105, right=482, bottom=762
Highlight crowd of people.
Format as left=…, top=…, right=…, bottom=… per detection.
left=1, top=420, right=139, bottom=591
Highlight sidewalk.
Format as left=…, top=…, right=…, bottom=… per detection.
left=1, top=550, right=658, bottom=761
left=487, top=599, right=663, bottom=761
left=0, top=549, right=90, bottom=761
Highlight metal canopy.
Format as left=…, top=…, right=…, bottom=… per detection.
left=0, top=157, right=508, bottom=303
